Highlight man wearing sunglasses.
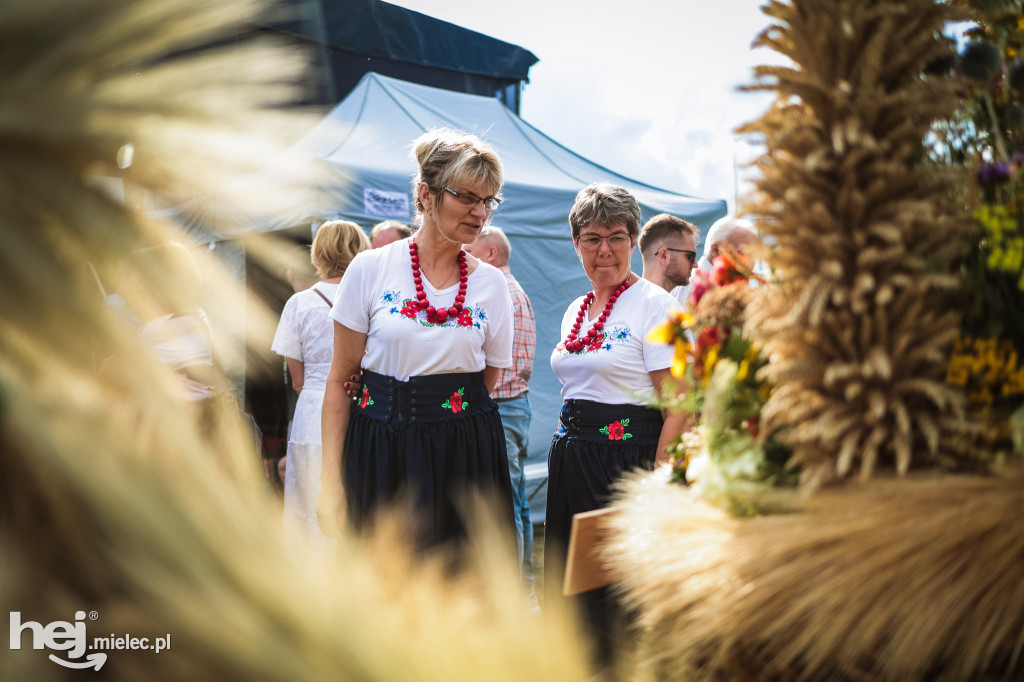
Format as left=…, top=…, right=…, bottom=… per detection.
left=637, top=213, right=699, bottom=292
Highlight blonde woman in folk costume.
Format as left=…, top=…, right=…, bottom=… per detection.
left=547, top=183, right=689, bottom=666
left=272, top=220, right=369, bottom=552
left=319, top=129, right=515, bottom=555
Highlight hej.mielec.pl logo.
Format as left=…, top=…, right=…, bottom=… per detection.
left=10, top=611, right=172, bottom=671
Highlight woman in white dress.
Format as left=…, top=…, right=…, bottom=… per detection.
left=272, top=221, right=370, bottom=549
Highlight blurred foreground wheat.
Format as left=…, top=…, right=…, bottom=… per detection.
left=0, top=1, right=589, bottom=679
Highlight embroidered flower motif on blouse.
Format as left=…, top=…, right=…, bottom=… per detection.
left=392, top=300, right=481, bottom=328
left=442, top=388, right=468, bottom=413
left=556, top=325, right=631, bottom=355
left=599, top=419, right=632, bottom=440
left=381, top=289, right=401, bottom=304
left=609, top=326, right=632, bottom=342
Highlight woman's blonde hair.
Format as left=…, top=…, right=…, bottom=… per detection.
left=411, top=128, right=503, bottom=216
left=311, top=220, right=370, bottom=279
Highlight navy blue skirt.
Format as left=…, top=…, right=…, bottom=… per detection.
left=343, top=369, right=513, bottom=553
left=545, top=399, right=663, bottom=587
left=545, top=399, right=664, bottom=664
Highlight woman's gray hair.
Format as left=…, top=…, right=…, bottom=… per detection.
left=568, top=182, right=641, bottom=240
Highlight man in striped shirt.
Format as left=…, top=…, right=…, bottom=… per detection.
left=465, top=227, right=537, bottom=606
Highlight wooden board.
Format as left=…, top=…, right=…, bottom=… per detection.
left=562, top=506, right=617, bottom=596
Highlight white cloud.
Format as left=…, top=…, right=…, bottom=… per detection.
left=387, top=0, right=785, bottom=211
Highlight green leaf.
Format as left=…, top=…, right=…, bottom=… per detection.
left=599, top=426, right=609, bottom=435
left=623, top=433, right=633, bottom=439
left=621, top=418, right=630, bottom=426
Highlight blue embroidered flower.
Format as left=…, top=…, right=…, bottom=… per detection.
left=381, top=290, right=401, bottom=304
left=610, top=326, right=632, bottom=342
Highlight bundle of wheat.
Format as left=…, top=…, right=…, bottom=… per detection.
left=740, top=0, right=984, bottom=489
left=603, top=469, right=1024, bottom=681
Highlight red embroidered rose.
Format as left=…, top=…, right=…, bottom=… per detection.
left=606, top=421, right=625, bottom=440
left=358, top=385, right=374, bottom=409
left=442, top=387, right=467, bottom=413
left=457, top=310, right=473, bottom=326
left=400, top=301, right=419, bottom=319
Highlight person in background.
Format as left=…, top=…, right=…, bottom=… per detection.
left=118, top=242, right=219, bottom=402
left=319, top=128, right=514, bottom=559
left=370, top=219, right=413, bottom=249
left=272, top=221, right=370, bottom=552
left=278, top=242, right=319, bottom=485
left=674, top=215, right=758, bottom=306
left=463, top=225, right=538, bottom=608
left=284, top=242, right=318, bottom=293
left=698, top=214, right=758, bottom=271
left=546, top=183, right=689, bottom=669
left=637, top=213, right=699, bottom=292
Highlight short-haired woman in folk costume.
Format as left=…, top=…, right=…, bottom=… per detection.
left=546, top=182, right=689, bottom=666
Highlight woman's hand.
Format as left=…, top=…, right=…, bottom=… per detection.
left=650, top=368, right=691, bottom=467
left=342, top=372, right=363, bottom=400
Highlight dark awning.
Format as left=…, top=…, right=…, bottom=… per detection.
left=269, top=0, right=538, bottom=82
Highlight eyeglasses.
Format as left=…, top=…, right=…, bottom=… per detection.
left=663, top=247, right=697, bottom=264
left=577, top=233, right=632, bottom=250
left=442, top=187, right=503, bottom=211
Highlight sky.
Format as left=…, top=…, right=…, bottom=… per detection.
left=386, top=0, right=786, bottom=214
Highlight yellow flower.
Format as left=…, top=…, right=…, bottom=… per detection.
left=647, top=310, right=695, bottom=345
left=671, top=338, right=691, bottom=379
left=647, top=320, right=677, bottom=345
left=702, top=345, right=719, bottom=385
left=737, top=358, right=750, bottom=382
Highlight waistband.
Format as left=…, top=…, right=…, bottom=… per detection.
left=353, top=369, right=495, bottom=425
left=557, top=399, right=663, bottom=442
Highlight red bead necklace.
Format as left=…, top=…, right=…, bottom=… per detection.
left=563, top=278, right=631, bottom=353
left=410, top=241, right=468, bottom=325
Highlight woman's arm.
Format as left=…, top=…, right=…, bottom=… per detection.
left=286, top=357, right=304, bottom=393
left=649, top=368, right=691, bottom=467
left=483, top=365, right=500, bottom=394
left=318, top=321, right=367, bottom=537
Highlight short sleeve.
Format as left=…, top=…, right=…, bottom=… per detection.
left=271, top=294, right=303, bottom=360
left=642, top=292, right=680, bottom=373
left=329, top=249, right=376, bottom=333
left=481, top=270, right=514, bottom=369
